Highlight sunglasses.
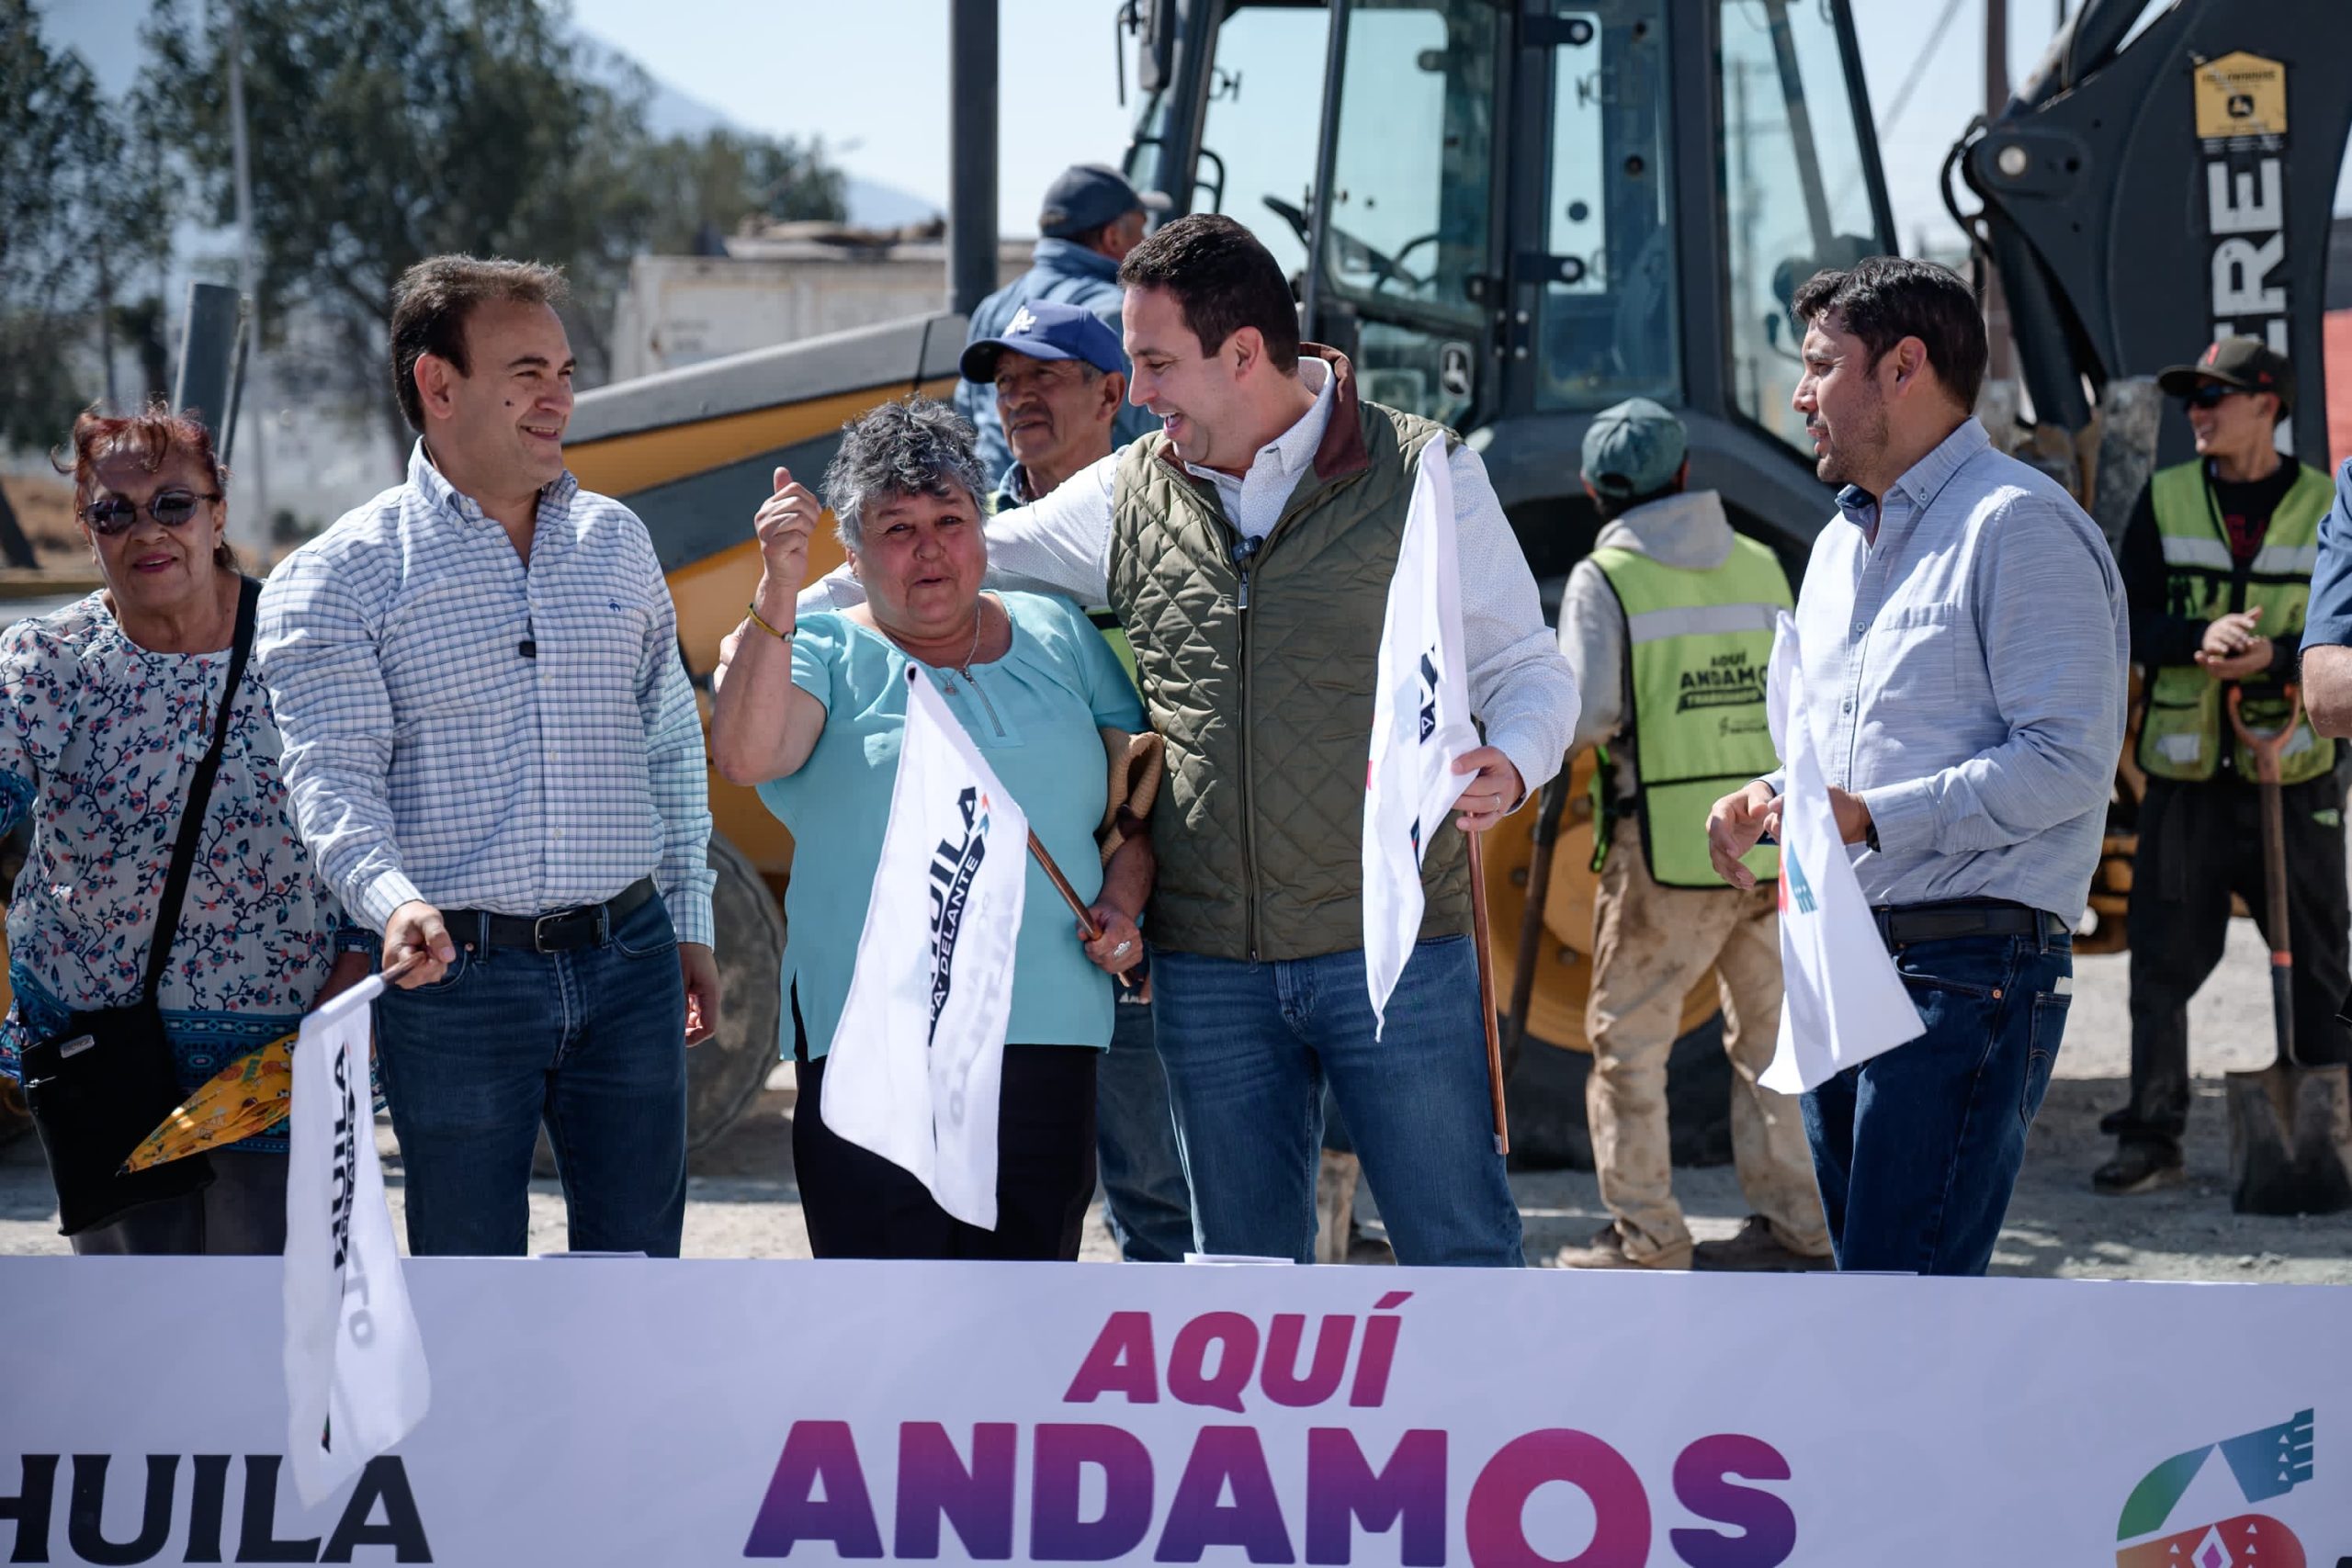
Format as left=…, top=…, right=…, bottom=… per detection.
left=81, top=488, right=219, bottom=537
left=2178, top=384, right=2243, bottom=410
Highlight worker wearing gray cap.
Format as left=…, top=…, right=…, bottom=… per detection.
left=1551, top=399, right=1830, bottom=1273
left=954, top=164, right=1169, bottom=483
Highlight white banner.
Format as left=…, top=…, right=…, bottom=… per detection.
left=282, top=975, right=429, bottom=1508
left=2, top=1258, right=2346, bottom=1566
left=1758, top=613, right=1923, bottom=1094
left=1364, top=437, right=1478, bottom=1036
left=825, top=663, right=1026, bottom=1229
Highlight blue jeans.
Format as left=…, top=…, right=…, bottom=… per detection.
left=1150, top=936, right=1522, bottom=1266
left=1802, top=926, right=2071, bottom=1276
left=1095, top=998, right=1195, bottom=1262
left=372, top=893, right=688, bottom=1258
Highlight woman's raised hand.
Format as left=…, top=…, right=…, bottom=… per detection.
left=753, top=467, right=822, bottom=611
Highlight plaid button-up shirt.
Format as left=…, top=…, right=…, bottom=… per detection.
left=255, top=442, right=715, bottom=946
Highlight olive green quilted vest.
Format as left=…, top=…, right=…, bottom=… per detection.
left=1105, top=355, right=1471, bottom=961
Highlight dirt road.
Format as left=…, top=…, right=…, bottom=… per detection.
left=5, top=914, right=2347, bottom=1277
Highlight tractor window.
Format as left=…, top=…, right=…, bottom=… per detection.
left=1532, top=1, right=1680, bottom=411
left=1319, top=0, right=1500, bottom=326
left=1192, top=5, right=1330, bottom=283
left=1717, top=0, right=1883, bottom=457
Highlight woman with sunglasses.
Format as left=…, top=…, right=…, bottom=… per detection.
left=0, top=403, right=369, bottom=1254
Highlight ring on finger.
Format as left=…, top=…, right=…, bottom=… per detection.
left=1112, top=940, right=1133, bottom=957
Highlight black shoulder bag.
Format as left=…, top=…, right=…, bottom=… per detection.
left=20, top=577, right=261, bottom=1235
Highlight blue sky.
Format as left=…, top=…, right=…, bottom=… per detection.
left=566, top=0, right=2103, bottom=248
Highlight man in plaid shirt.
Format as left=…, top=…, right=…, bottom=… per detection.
left=257, top=255, right=718, bottom=1258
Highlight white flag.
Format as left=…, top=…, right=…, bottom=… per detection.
left=284, top=974, right=430, bottom=1508
left=1758, top=613, right=1925, bottom=1094
left=824, top=663, right=1026, bottom=1229
left=1364, top=438, right=1480, bottom=1036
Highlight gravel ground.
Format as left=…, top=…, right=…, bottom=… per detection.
left=5, top=914, right=2348, bottom=1278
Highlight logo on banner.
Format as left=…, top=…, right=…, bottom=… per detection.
left=2113, top=1409, right=2330, bottom=1568
left=743, top=1293, right=1802, bottom=1565
left=1778, top=855, right=1816, bottom=917
left=926, top=786, right=991, bottom=1043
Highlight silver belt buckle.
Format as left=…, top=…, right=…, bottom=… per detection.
left=532, top=911, right=566, bottom=953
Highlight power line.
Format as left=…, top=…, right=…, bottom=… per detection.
left=1881, top=0, right=1973, bottom=135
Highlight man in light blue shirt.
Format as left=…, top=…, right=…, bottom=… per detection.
left=257, top=256, right=718, bottom=1259
left=1708, top=257, right=2128, bottom=1276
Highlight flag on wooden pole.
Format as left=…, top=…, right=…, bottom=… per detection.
left=1758, top=613, right=1924, bottom=1094
left=1364, top=438, right=1481, bottom=1038
left=823, top=664, right=1027, bottom=1229
left=284, top=974, right=429, bottom=1507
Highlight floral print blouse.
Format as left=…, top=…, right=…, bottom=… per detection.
left=0, top=592, right=343, bottom=1153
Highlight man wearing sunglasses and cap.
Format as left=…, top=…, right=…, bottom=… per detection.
left=954, top=164, right=1168, bottom=484
left=2098, top=335, right=2349, bottom=1196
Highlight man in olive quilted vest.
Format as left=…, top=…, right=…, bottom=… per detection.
left=808, top=215, right=1577, bottom=1265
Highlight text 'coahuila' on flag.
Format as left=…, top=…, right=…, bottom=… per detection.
left=284, top=973, right=430, bottom=1508
left=823, top=663, right=1026, bottom=1230
left=1364, top=437, right=1480, bottom=1037
left=1758, top=612, right=1923, bottom=1094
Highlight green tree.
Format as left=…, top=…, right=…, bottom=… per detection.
left=635, top=129, right=849, bottom=255
left=138, top=0, right=661, bottom=452
left=0, top=0, right=173, bottom=561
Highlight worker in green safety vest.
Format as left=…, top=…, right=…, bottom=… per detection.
left=1550, top=398, right=1831, bottom=1274
left=2097, top=336, right=2352, bottom=1196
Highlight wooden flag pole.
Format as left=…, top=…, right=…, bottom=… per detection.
left=1465, top=829, right=1510, bottom=1156
left=1029, top=829, right=1136, bottom=990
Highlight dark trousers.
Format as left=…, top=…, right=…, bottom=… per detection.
left=1095, top=998, right=1195, bottom=1262
left=2117, top=773, right=2352, bottom=1152
left=793, top=1045, right=1099, bottom=1260
left=1803, top=925, right=2072, bottom=1276
left=371, top=893, right=689, bottom=1258
left=67, top=1150, right=288, bottom=1256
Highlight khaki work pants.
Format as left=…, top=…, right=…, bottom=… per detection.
left=1585, top=818, right=1829, bottom=1266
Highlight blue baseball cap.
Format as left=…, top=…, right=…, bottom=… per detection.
left=959, top=300, right=1127, bottom=383
left=1580, top=397, right=1689, bottom=500
left=1038, top=163, right=1168, bottom=239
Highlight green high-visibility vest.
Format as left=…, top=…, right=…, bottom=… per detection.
left=1591, top=536, right=1792, bottom=887
left=2138, top=458, right=2335, bottom=784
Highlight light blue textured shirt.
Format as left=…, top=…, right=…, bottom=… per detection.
left=254, top=442, right=717, bottom=946
left=1770, top=418, right=2127, bottom=923
left=758, top=592, right=1145, bottom=1055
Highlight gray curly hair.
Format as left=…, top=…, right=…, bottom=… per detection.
left=821, top=397, right=989, bottom=552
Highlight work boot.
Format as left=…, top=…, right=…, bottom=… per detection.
left=1552, top=1222, right=1691, bottom=1271
left=2091, top=1140, right=2186, bottom=1196
left=1692, top=1215, right=1835, bottom=1272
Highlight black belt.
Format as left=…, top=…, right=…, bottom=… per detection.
left=1871, top=897, right=2064, bottom=950
left=452, top=878, right=658, bottom=953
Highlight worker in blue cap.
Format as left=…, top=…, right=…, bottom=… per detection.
left=1551, top=398, right=1829, bottom=1274
left=954, top=164, right=1167, bottom=481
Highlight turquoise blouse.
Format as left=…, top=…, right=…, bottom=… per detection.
left=758, top=592, right=1145, bottom=1056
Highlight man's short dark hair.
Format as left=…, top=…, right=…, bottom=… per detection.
left=1117, top=213, right=1300, bottom=374
left=390, top=255, right=569, bottom=434
left=1790, top=256, right=1988, bottom=412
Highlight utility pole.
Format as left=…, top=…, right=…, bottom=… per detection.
left=1982, top=0, right=2018, bottom=386
left=224, top=0, right=269, bottom=551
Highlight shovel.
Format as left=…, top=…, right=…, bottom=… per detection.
left=2222, top=682, right=2352, bottom=1215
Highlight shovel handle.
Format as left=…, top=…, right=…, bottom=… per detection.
left=2226, top=682, right=2304, bottom=786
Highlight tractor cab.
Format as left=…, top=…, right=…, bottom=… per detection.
left=1123, top=0, right=1894, bottom=570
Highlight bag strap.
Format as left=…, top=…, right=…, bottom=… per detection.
left=141, top=577, right=261, bottom=1003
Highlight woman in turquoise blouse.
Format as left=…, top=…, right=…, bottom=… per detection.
left=710, top=399, right=1149, bottom=1259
